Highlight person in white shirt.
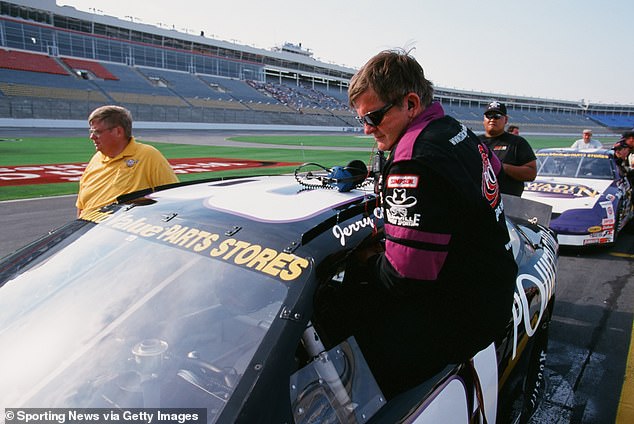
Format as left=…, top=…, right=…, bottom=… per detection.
left=570, top=129, right=602, bottom=149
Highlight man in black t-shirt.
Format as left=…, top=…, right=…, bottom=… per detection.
left=479, top=101, right=537, bottom=196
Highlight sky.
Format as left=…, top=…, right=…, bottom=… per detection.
left=57, top=0, right=634, bottom=105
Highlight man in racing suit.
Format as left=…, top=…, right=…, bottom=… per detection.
left=344, top=50, right=518, bottom=399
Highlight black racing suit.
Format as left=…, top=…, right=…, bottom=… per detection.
left=352, top=102, right=518, bottom=398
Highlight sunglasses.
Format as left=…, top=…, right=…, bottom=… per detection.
left=355, top=103, right=394, bottom=127
left=484, top=112, right=504, bottom=120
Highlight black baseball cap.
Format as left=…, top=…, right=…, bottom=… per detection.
left=484, top=101, right=507, bottom=116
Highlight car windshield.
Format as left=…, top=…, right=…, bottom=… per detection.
left=536, top=152, right=613, bottom=179
left=0, top=219, right=289, bottom=418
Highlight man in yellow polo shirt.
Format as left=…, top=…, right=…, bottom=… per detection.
left=76, top=105, right=178, bottom=218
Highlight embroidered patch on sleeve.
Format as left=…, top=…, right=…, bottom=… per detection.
left=387, top=175, right=419, bottom=188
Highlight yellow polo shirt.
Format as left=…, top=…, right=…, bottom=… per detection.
left=76, top=137, right=178, bottom=218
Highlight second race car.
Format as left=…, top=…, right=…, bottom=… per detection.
left=522, top=148, right=633, bottom=247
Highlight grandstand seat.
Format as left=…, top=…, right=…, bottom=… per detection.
left=0, top=82, right=108, bottom=102
left=0, top=68, right=85, bottom=89
left=186, top=98, right=249, bottom=110
left=0, top=66, right=112, bottom=103
left=61, top=57, right=118, bottom=80
left=136, top=67, right=217, bottom=98
left=0, top=49, right=69, bottom=75
left=201, top=76, right=280, bottom=103
left=85, top=63, right=190, bottom=107
left=589, top=114, right=634, bottom=128
left=92, top=64, right=164, bottom=95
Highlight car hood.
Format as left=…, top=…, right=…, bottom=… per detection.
left=522, top=177, right=613, bottom=213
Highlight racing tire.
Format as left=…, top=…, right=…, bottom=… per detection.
left=515, top=309, right=551, bottom=424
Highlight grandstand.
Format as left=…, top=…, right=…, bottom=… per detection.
left=1, top=0, right=633, bottom=133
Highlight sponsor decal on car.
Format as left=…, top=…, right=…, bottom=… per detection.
left=511, top=233, right=557, bottom=359
left=583, top=235, right=611, bottom=245
left=536, top=152, right=609, bottom=159
left=332, top=207, right=383, bottom=247
left=602, top=218, right=615, bottom=226
left=524, top=182, right=600, bottom=198
left=81, top=209, right=115, bottom=223
left=97, top=212, right=309, bottom=281
left=600, top=200, right=615, bottom=219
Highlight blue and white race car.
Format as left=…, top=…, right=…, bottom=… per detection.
left=522, top=148, right=633, bottom=247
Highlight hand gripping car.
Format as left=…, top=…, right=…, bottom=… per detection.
left=0, top=162, right=557, bottom=423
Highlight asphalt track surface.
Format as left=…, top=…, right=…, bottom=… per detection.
left=1, top=129, right=633, bottom=423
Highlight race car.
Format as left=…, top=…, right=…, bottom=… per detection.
left=0, top=165, right=558, bottom=424
left=522, top=148, right=633, bottom=247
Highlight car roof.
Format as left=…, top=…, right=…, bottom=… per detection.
left=107, top=174, right=377, bottom=255
left=149, top=175, right=371, bottom=223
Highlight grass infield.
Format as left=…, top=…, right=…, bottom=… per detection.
left=0, top=134, right=617, bottom=202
